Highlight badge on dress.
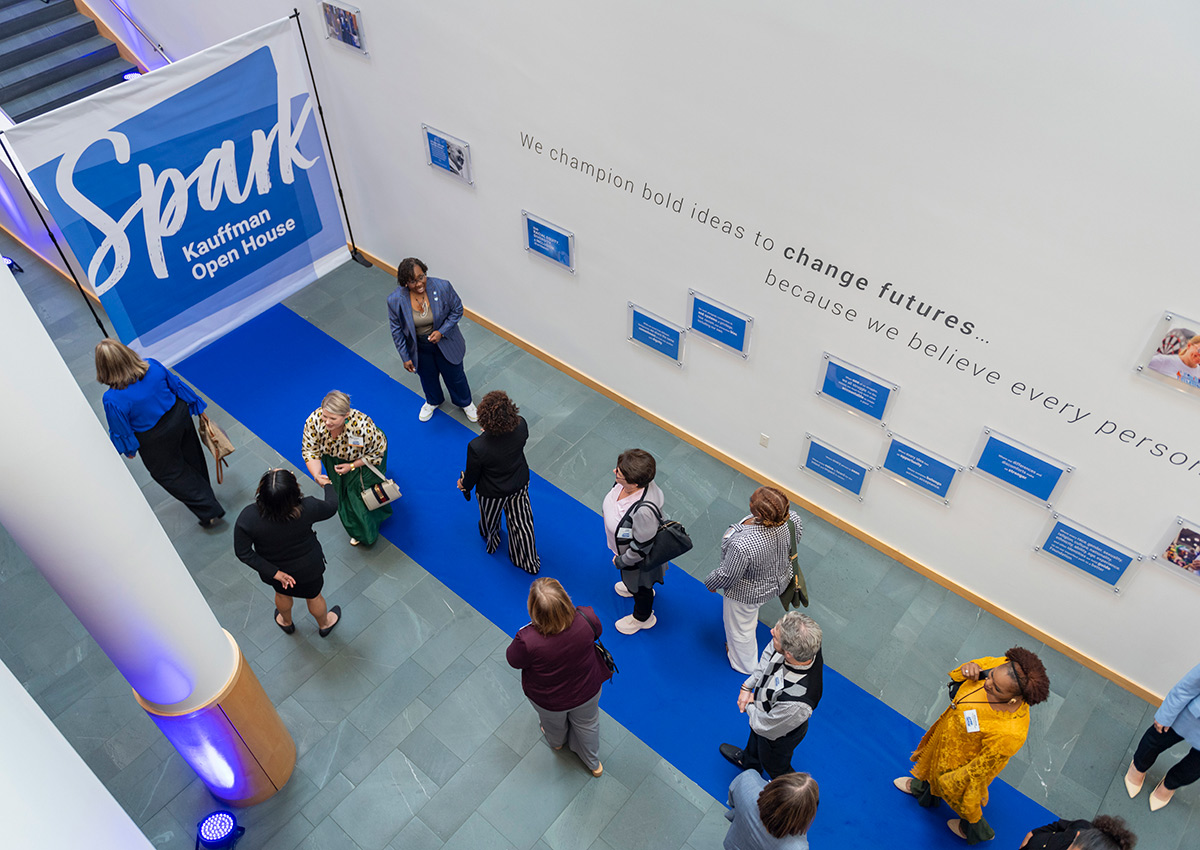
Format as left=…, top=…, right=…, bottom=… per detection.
left=348, top=434, right=364, bottom=447
left=963, top=708, right=981, bottom=733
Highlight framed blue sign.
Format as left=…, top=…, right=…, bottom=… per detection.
left=880, top=433, right=960, bottom=504
left=1035, top=514, right=1139, bottom=590
left=802, top=434, right=871, bottom=500
left=422, top=124, right=472, bottom=185
left=817, top=353, right=897, bottom=423
left=628, top=303, right=686, bottom=367
left=971, top=428, right=1072, bottom=506
left=523, top=210, right=575, bottom=273
left=687, top=289, right=752, bottom=358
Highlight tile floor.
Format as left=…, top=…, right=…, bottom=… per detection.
left=1, top=231, right=1195, bottom=849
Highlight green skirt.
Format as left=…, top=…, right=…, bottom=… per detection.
left=324, top=451, right=392, bottom=545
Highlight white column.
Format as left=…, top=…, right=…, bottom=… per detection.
left=0, top=264, right=235, bottom=713
left=0, top=658, right=155, bottom=850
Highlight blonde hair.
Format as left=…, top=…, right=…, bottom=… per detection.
left=321, top=390, right=351, bottom=416
left=95, top=339, right=149, bottom=390
left=527, top=578, right=576, bottom=635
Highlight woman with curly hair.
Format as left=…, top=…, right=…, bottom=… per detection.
left=458, top=391, right=540, bottom=573
left=893, top=647, right=1051, bottom=844
left=1019, top=813, right=1136, bottom=850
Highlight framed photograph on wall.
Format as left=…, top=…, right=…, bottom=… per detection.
left=319, top=1, right=367, bottom=55
left=1135, top=310, right=1200, bottom=399
left=1151, top=517, right=1200, bottom=585
left=422, top=124, right=473, bottom=185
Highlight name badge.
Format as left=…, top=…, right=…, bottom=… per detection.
left=771, top=672, right=784, bottom=692
left=963, top=709, right=981, bottom=733
left=348, top=434, right=364, bottom=447
left=616, top=527, right=633, bottom=541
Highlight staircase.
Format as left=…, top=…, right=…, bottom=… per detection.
left=0, top=0, right=138, bottom=123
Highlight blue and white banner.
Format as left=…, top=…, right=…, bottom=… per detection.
left=4, top=19, right=349, bottom=365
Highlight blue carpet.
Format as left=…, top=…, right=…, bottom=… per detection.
left=177, top=304, right=1053, bottom=846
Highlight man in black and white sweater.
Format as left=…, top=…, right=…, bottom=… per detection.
left=720, top=612, right=824, bottom=779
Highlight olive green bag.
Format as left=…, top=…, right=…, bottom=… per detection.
left=777, top=519, right=809, bottom=609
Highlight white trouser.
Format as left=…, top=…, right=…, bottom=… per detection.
left=723, top=596, right=761, bottom=674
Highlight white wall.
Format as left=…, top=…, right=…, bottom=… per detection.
left=0, top=658, right=154, bottom=849
left=109, top=0, right=1200, bottom=695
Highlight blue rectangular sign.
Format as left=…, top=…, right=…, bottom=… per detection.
left=526, top=217, right=572, bottom=268
left=805, top=441, right=868, bottom=496
left=976, top=435, right=1063, bottom=501
left=822, top=360, right=891, bottom=420
left=1042, top=521, right=1133, bottom=586
left=691, top=296, right=748, bottom=352
left=883, top=439, right=956, bottom=498
left=631, top=309, right=682, bottom=361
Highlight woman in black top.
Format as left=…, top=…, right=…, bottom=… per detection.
left=457, top=391, right=540, bottom=574
left=234, top=469, right=342, bottom=636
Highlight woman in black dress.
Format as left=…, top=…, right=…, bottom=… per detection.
left=234, top=469, right=342, bottom=636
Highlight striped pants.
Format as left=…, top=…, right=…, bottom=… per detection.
left=476, top=484, right=540, bottom=574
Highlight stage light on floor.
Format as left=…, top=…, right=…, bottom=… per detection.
left=2, top=256, right=22, bottom=273
left=196, top=810, right=244, bottom=849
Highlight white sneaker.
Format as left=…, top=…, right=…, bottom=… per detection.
left=615, top=613, right=656, bottom=634
left=613, top=582, right=654, bottom=599
left=463, top=403, right=478, bottom=422
left=418, top=403, right=438, bottom=422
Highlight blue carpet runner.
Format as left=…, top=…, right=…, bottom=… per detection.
left=178, top=305, right=1053, bottom=847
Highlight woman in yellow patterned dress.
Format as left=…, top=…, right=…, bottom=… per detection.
left=301, top=390, right=391, bottom=546
left=893, top=647, right=1051, bottom=844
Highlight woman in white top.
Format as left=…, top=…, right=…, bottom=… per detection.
left=601, top=449, right=665, bottom=634
left=705, top=487, right=803, bottom=673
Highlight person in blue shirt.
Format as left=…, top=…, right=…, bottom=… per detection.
left=1124, top=659, right=1200, bottom=811
left=96, top=339, right=223, bottom=527
left=724, top=769, right=817, bottom=850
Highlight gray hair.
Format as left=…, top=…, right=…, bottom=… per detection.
left=321, top=390, right=351, bottom=416
left=776, top=612, right=821, bottom=662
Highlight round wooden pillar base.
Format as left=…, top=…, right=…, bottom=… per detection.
left=135, top=631, right=295, bottom=806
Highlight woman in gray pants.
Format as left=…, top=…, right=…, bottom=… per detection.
left=506, top=578, right=613, bottom=776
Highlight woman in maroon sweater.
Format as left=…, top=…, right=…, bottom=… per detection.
left=506, top=578, right=612, bottom=776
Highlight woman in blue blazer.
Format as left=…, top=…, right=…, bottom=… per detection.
left=387, top=257, right=476, bottom=422
left=1125, top=659, right=1200, bottom=810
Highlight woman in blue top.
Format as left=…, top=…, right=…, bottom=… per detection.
left=1124, top=659, right=1200, bottom=811
left=95, top=339, right=224, bottom=527
left=724, top=769, right=818, bottom=850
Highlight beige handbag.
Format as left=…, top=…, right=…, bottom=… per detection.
left=360, top=459, right=401, bottom=510
left=197, top=413, right=235, bottom=484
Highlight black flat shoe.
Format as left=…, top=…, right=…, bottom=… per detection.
left=319, top=605, right=341, bottom=638
left=274, top=609, right=295, bottom=634
left=719, top=743, right=744, bottom=769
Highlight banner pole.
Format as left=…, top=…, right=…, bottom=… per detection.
left=290, top=8, right=373, bottom=268
left=0, top=132, right=109, bottom=338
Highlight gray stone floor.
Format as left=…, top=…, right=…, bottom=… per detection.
left=1, top=230, right=1196, bottom=849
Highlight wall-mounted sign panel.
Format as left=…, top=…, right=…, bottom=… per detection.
left=802, top=434, right=871, bottom=500
left=817, top=353, right=897, bottom=423
left=1135, top=310, right=1200, bottom=400
left=880, top=432, right=961, bottom=504
left=1151, top=517, right=1200, bottom=586
left=1035, top=514, right=1139, bottom=590
left=687, top=289, right=752, bottom=358
left=423, top=124, right=472, bottom=185
left=523, top=210, right=575, bottom=273
left=628, top=303, right=685, bottom=367
left=971, top=428, right=1072, bottom=507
